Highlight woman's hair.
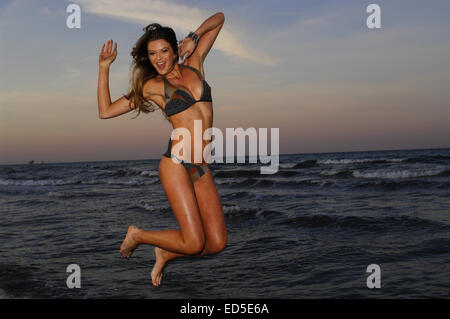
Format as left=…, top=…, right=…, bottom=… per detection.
left=124, top=23, right=179, bottom=119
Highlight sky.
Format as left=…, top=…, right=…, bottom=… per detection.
left=1, top=0, right=449, bottom=165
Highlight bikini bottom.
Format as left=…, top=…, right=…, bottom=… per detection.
left=163, top=138, right=209, bottom=183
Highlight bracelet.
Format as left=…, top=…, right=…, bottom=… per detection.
left=186, top=31, right=199, bottom=45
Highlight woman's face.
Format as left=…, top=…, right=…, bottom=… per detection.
left=147, top=39, right=177, bottom=74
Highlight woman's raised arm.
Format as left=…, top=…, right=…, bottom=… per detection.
left=179, top=12, right=225, bottom=64
left=97, top=40, right=135, bottom=119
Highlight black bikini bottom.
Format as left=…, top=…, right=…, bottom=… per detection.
left=163, top=138, right=209, bottom=183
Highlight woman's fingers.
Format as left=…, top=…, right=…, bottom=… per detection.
left=99, top=40, right=117, bottom=66
left=100, top=40, right=117, bottom=57
left=113, top=42, right=117, bottom=55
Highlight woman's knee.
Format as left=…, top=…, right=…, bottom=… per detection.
left=205, top=233, right=227, bottom=254
left=183, top=233, right=206, bottom=255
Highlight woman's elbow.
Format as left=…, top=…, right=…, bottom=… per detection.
left=98, top=111, right=110, bottom=119
left=98, top=103, right=112, bottom=119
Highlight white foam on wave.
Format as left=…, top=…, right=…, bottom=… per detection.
left=353, top=168, right=445, bottom=179
left=140, top=170, right=158, bottom=177
left=0, top=178, right=77, bottom=186
left=213, top=177, right=247, bottom=185
left=280, top=163, right=297, bottom=169
left=105, top=178, right=158, bottom=186
left=320, top=169, right=343, bottom=176
left=82, top=177, right=159, bottom=186
left=222, top=205, right=259, bottom=214
left=137, top=202, right=169, bottom=211
left=222, top=205, right=264, bottom=215
left=0, top=176, right=160, bottom=187
left=318, top=158, right=406, bottom=164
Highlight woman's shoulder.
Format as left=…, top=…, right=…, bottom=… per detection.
left=146, top=76, right=164, bottom=86
left=144, top=76, right=164, bottom=93
left=143, top=77, right=165, bottom=107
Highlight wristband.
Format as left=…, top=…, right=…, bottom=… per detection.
left=186, top=31, right=199, bottom=45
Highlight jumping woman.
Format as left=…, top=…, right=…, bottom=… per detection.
left=97, top=12, right=227, bottom=287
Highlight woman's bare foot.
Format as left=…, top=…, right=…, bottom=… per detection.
left=151, top=247, right=170, bottom=287
left=120, top=225, right=140, bottom=258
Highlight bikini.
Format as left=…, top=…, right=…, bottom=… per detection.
left=162, top=64, right=212, bottom=183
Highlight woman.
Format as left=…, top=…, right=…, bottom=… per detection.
left=97, top=12, right=227, bottom=287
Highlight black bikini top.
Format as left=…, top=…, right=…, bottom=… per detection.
left=163, top=64, right=212, bottom=117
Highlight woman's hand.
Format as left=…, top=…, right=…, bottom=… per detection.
left=178, top=38, right=196, bottom=62
left=99, top=39, right=117, bottom=68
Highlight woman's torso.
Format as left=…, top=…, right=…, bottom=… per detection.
left=146, top=63, right=213, bottom=165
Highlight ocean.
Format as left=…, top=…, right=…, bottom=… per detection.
left=0, top=148, right=449, bottom=298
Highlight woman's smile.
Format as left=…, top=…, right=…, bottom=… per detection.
left=156, top=61, right=166, bottom=70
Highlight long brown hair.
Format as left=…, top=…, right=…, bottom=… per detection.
left=124, top=23, right=179, bottom=119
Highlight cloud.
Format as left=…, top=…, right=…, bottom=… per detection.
left=72, top=0, right=275, bottom=65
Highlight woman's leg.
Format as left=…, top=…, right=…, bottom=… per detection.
left=150, top=168, right=227, bottom=286
left=120, top=156, right=206, bottom=257
left=120, top=156, right=227, bottom=286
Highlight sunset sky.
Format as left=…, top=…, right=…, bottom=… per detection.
left=1, top=0, right=449, bottom=165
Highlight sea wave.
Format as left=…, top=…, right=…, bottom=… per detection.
left=319, top=169, right=354, bottom=178
left=96, top=168, right=159, bottom=178
left=403, top=155, right=450, bottom=164
left=279, top=160, right=318, bottom=169
left=222, top=205, right=257, bottom=214
left=47, top=191, right=113, bottom=199
left=278, top=214, right=449, bottom=232
left=215, top=177, right=335, bottom=188
left=213, top=169, right=267, bottom=178
left=279, top=163, right=297, bottom=169
left=351, top=179, right=445, bottom=190
left=353, top=168, right=449, bottom=179
left=318, top=158, right=406, bottom=165
left=127, top=201, right=171, bottom=212
left=222, top=205, right=280, bottom=219
left=81, top=177, right=160, bottom=186
left=140, top=170, right=159, bottom=177
left=213, top=169, right=299, bottom=178
left=0, top=178, right=81, bottom=186
left=0, top=176, right=160, bottom=187
left=292, top=160, right=317, bottom=168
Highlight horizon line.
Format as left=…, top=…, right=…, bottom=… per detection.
left=1, top=146, right=449, bottom=166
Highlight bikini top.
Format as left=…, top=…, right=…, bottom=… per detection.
left=163, top=64, right=212, bottom=117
